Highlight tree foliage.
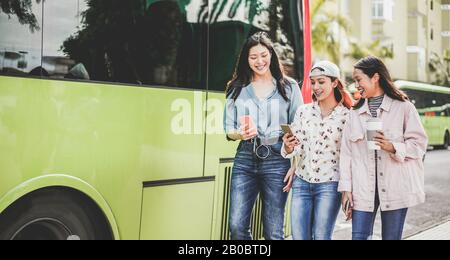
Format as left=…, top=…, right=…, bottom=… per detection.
left=429, top=52, right=450, bottom=87
left=312, top=0, right=394, bottom=65
left=0, top=0, right=42, bottom=32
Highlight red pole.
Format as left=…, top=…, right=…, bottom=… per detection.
left=302, top=0, right=313, bottom=104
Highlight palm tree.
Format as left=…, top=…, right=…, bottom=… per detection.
left=311, top=0, right=351, bottom=65
left=311, top=0, right=393, bottom=65
left=346, top=39, right=394, bottom=61
left=429, top=52, right=450, bottom=87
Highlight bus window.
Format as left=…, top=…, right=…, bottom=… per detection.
left=208, top=0, right=304, bottom=92
left=403, top=89, right=449, bottom=109
left=41, top=0, right=86, bottom=79
left=0, top=1, right=43, bottom=77
left=43, top=0, right=207, bottom=90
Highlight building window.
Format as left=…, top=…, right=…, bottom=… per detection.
left=431, top=28, right=434, bottom=40
left=342, top=0, right=351, bottom=15
left=372, top=0, right=384, bottom=19
left=372, top=0, right=394, bottom=21
left=431, top=0, right=434, bottom=11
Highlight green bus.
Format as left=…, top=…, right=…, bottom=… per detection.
left=394, top=80, right=450, bottom=149
left=0, top=0, right=310, bottom=239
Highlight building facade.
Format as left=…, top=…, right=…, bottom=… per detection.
left=317, top=0, right=450, bottom=83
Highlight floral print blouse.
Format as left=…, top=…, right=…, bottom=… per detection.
left=281, top=102, right=350, bottom=183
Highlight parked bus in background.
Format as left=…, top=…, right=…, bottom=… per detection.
left=0, top=0, right=312, bottom=240
left=395, top=81, right=450, bottom=149
left=350, top=80, right=450, bottom=149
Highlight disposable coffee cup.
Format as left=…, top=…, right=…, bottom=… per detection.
left=367, top=118, right=383, bottom=150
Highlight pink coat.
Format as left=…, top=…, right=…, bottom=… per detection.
left=338, top=95, right=428, bottom=212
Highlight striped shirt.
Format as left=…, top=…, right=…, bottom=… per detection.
left=368, top=95, right=385, bottom=197
left=368, top=95, right=384, bottom=117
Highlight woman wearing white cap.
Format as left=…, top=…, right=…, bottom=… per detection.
left=282, top=60, right=353, bottom=240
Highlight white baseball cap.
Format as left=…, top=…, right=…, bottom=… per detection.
left=309, top=60, right=341, bottom=79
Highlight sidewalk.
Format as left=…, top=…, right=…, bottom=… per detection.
left=406, top=221, right=450, bottom=240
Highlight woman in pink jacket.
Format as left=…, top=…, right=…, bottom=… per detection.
left=338, top=56, right=428, bottom=240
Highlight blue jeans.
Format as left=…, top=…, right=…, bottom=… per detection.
left=229, top=141, right=290, bottom=240
left=352, top=193, right=408, bottom=240
left=290, top=177, right=342, bottom=240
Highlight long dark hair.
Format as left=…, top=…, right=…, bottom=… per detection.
left=225, top=32, right=290, bottom=101
left=353, top=56, right=408, bottom=109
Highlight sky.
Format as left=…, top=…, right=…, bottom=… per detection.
left=0, top=0, right=88, bottom=57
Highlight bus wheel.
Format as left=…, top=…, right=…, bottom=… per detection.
left=0, top=187, right=113, bottom=240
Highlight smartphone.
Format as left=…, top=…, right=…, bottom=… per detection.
left=280, top=124, right=293, bottom=135
left=240, top=115, right=255, bottom=129
left=239, top=116, right=257, bottom=138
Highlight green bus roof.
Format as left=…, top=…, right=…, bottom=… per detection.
left=394, top=80, right=450, bottom=95
left=417, top=103, right=450, bottom=112
left=347, top=80, right=450, bottom=95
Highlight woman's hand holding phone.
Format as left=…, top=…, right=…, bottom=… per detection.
left=282, top=133, right=299, bottom=155
left=239, top=116, right=258, bottom=141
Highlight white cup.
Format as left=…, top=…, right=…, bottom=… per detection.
left=367, top=118, right=383, bottom=150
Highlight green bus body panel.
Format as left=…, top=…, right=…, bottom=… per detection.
left=204, top=92, right=239, bottom=176
left=0, top=76, right=210, bottom=239
left=421, top=116, right=450, bottom=145
left=140, top=181, right=215, bottom=240
left=211, top=162, right=233, bottom=240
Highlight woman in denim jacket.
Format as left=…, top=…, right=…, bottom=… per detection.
left=223, top=32, right=302, bottom=240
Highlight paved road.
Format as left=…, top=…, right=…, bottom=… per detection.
left=333, top=148, right=450, bottom=240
